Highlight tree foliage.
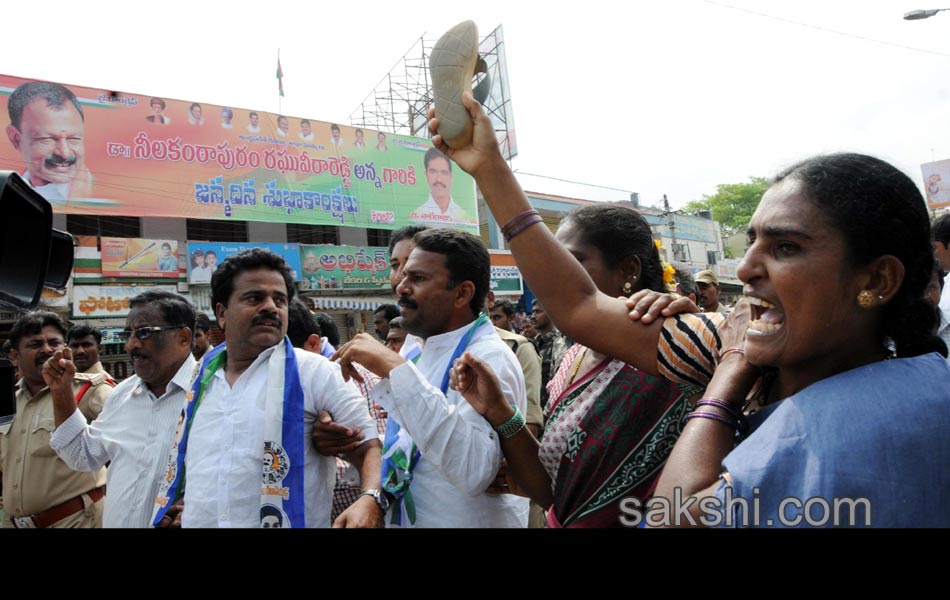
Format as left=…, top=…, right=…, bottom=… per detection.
left=684, top=177, right=769, bottom=237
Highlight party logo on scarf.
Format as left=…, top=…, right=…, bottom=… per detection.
left=263, top=441, right=290, bottom=485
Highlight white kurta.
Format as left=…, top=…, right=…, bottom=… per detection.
left=181, top=346, right=377, bottom=528
left=371, top=319, right=529, bottom=528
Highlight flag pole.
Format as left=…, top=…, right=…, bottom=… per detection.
left=277, top=49, right=283, bottom=114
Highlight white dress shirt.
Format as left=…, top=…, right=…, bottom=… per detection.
left=50, top=355, right=198, bottom=528
left=409, top=194, right=475, bottom=227
left=181, top=345, right=376, bottom=528
left=370, top=318, right=529, bottom=528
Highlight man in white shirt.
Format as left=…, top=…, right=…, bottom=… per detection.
left=178, top=248, right=383, bottom=527
left=299, top=119, right=313, bottom=141
left=6, top=81, right=95, bottom=203
left=409, top=147, right=474, bottom=227
left=331, top=228, right=528, bottom=527
left=330, top=123, right=344, bottom=146
left=276, top=115, right=289, bottom=138
left=247, top=111, right=261, bottom=133
left=45, top=290, right=198, bottom=528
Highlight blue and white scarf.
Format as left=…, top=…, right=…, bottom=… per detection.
left=152, top=337, right=306, bottom=528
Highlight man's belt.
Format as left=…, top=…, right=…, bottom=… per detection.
left=10, top=485, right=105, bottom=529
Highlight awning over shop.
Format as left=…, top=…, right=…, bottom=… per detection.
left=307, top=296, right=393, bottom=311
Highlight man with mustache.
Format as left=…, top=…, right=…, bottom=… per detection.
left=192, top=313, right=213, bottom=361
left=66, top=324, right=116, bottom=398
left=409, top=147, right=474, bottom=227
left=694, top=269, right=730, bottom=316
left=331, top=229, right=528, bottom=527
left=151, top=249, right=383, bottom=528
left=1, top=311, right=111, bottom=528
left=44, top=291, right=198, bottom=528
left=388, top=225, right=430, bottom=360
left=6, top=81, right=95, bottom=203
left=373, top=304, right=400, bottom=342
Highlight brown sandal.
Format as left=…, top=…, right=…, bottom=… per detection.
left=430, top=20, right=490, bottom=149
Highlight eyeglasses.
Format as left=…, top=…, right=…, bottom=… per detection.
left=116, top=325, right=185, bottom=342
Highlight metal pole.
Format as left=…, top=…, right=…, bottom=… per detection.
left=663, top=194, right=678, bottom=253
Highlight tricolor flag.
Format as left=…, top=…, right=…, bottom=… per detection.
left=277, top=57, right=284, bottom=97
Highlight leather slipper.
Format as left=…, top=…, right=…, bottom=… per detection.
left=430, top=20, right=490, bottom=149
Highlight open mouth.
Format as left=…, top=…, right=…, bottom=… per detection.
left=747, top=296, right=785, bottom=334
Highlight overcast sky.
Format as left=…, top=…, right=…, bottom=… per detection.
left=2, top=0, right=948, bottom=211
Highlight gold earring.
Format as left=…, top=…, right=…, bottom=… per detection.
left=623, top=281, right=633, bottom=295
left=857, top=290, right=874, bottom=308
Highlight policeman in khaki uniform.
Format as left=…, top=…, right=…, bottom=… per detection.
left=0, top=312, right=112, bottom=528
left=66, top=324, right=117, bottom=415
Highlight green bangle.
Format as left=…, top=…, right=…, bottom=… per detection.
left=494, top=405, right=526, bottom=439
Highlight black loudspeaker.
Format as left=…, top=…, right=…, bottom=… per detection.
left=0, top=171, right=74, bottom=310
left=45, top=230, right=74, bottom=289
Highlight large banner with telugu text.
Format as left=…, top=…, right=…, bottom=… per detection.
left=0, top=74, right=477, bottom=232
left=73, top=284, right=177, bottom=318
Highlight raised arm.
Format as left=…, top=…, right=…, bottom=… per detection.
left=43, top=348, right=81, bottom=426
left=430, top=95, right=665, bottom=375
left=42, top=348, right=111, bottom=471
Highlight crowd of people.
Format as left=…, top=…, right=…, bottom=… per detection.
left=2, top=92, right=949, bottom=528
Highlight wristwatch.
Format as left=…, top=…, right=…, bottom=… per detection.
left=359, top=488, right=392, bottom=514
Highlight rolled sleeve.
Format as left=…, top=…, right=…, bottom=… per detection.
left=50, top=409, right=110, bottom=472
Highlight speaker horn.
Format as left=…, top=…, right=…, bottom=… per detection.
left=0, top=171, right=74, bottom=310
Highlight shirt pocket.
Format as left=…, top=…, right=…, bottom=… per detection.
left=0, top=422, right=11, bottom=461
left=29, top=418, right=57, bottom=457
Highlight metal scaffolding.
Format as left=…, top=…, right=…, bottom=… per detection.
left=349, top=25, right=517, bottom=161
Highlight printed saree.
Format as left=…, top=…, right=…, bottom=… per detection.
left=540, top=344, right=698, bottom=527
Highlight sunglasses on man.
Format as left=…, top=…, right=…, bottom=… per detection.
left=116, top=325, right=186, bottom=342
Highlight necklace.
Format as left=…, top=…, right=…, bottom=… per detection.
left=567, top=347, right=589, bottom=386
